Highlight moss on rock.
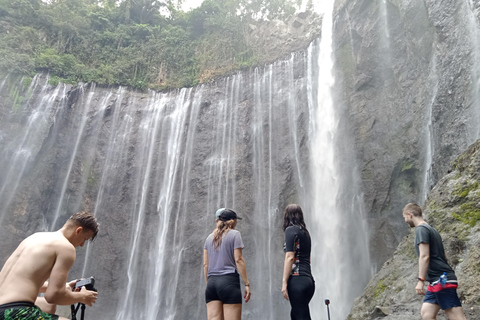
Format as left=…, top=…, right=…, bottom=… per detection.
left=348, top=139, right=480, bottom=319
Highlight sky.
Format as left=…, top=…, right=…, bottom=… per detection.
left=180, top=0, right=202, bottom=12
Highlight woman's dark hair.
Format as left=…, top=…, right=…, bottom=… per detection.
left=282, top=204, right=309, bottom=235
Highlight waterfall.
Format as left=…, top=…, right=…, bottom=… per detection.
left=466, top=0, right=480, bottom=141
left=50, top=84, right=102, bottom=230
left=308, top=1, right=370, bottom=319
left=421, top=53, right=439, bottom=202
left=0, top=75, right=67, bottom=228
left=0, top=16, right=370, bottom=320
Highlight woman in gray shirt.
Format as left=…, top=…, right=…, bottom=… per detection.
left=204, top=208, right=251, bottom=320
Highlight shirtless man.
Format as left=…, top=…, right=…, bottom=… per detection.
left=0, top=211, right=99, bottom=320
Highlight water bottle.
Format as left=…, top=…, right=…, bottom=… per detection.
left=440, top=272, right=447, bottom=288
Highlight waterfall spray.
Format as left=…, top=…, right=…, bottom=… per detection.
left=308, top=0, right=371, bottom=318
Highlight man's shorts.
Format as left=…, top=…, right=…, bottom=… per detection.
left=424, top=288, right=462, bottom=310
left=205, top=273, right=242, bottom=304
left=0, top=301, right=59, bottom=320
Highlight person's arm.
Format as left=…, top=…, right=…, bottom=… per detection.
left=282, top=251, right=294, bottom=300
left=44, top=245, right=98, bottom=306
left=234, top=248, right=251, bottom=303
left=39, top=279, right=77, bottom=294
left=416, top=242, right=430, bottom=295
left=203, top=249, right=209, bottom=284
left=38, top=281, right=49, bottom=293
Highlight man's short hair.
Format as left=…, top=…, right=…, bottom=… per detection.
left=403, top=203, right=422, bottom=217
left=68, top=211, right=99, bottom=240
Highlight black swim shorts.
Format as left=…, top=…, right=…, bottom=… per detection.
left=0, top=301, right=59, bottom=320
left=205, top=273, right=242, bottom=304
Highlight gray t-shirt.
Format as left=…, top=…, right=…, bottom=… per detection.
left=415, top=223, right=456, bottom=283
left=204, top=229, right=244, bottom=276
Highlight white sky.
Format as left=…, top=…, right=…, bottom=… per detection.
left=180, top=0, right=202, bottom=12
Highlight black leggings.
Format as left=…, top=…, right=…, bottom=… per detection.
left=287, top=276, right=315, bottom=320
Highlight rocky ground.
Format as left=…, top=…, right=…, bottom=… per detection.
left=347, top=139, right=480, bottom=319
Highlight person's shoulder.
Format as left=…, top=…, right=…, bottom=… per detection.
left=285, top=225, right=300, bottom=232
left=205, top=233, right=214, bottom=240
left=23, top=232, right=74, bottom=257
left=417, top=223, right=433, bottom=232
left=229, top=229, right=241, bottom=236
left=51, top=232, right=76, bottom=253
left=26, top=231, right=68, bottom=245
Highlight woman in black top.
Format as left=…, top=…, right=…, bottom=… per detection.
left=281, top=204, right=315, bottom=320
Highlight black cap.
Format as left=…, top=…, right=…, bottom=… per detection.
left=218, top=208, right=242, bottom=221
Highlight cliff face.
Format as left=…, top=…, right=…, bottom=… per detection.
left=333, top=0, right=480, bottom=269
left=1, top=0, right=480, bottom=318
left=0, top=47, right=339, bottom=319
left=347, top=139, right=480, bottom=320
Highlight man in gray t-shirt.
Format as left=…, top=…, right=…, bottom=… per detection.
left=402, top=203, right=466, bottom=320
left=414, top=224, right=456, bottom=283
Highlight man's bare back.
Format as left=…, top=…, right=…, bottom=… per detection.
left=0, top=211, right=99, bottom=319
left=0, top=231, right=74, bottom=305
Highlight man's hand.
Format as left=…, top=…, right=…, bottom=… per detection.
left=416, top=280, right=425, bottom=295
left=79, top=286, right=98, bottom=306
left=67, top=280, right=77, bottom=291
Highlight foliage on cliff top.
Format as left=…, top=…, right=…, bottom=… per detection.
left=0, top=0, right=315, bottom=90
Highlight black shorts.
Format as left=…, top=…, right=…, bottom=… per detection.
left=205, top=273, right=242, bottom=304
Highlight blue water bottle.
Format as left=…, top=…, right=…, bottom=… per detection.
left=439, top=272, right=447, bottom=288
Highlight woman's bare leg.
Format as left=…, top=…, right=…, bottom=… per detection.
left=223, top=303, right=241, bottom=320
left=207, top=301, right=224, bottom=320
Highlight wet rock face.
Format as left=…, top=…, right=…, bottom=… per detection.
left=347, top=139, right=480, bottom=320
left=245, top=10, right=322, bottom=65
left=0, top=50, right=314, bottom=319
left=333, top=0, right=480, bottom=268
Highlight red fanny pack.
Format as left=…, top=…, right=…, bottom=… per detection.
left=427, top=282, right=458, bottom=293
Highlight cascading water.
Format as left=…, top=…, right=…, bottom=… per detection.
left=0, top=4, right=370, bottom=319
left=465, top=0, right=480, bottom=141
left=49, top=84, right=103, bottom=230
left=421, top=53, right=439, bottom=202
left=308, top=1, right=371, bottom=319
left=0, top=75, right=67, bottom=228
left=421, top=0, right=480, bottom=199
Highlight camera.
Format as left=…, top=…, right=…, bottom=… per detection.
left=74, top=277, right=97, bottom=292
left=71, top=277, right=97, bottom=320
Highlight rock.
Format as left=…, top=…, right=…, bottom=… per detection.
left=348, top=139, right=480, bottom=319
left=371, top=306, right=391, bottom=318
left=333, top=0, right=480, bottom=270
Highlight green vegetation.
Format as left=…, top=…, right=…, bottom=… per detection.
left=0, top=0, right=304, bottom=90
left=401, top=159, right=414, bottom=172
left=374, top=278, right=387, bottom=298
left=448, top=179, right=480, bottom=227
left=452, top=203, right=480, bottom=227
left=453, top=180, right=479, bottom=199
